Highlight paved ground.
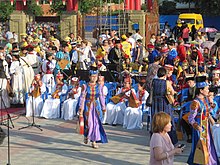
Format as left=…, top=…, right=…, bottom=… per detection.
left=0, top=114, right=191, bottom=165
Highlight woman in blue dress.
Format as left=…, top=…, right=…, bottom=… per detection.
left=151, top=67, right=178, bottom=145
left=78, top=70, right=107, bottom=149
left=187, top=76, right=219, bottom=165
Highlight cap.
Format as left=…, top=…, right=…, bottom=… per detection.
left=164, top=64, right=174, bottom=71
left=121, top=34, right=127, bottom=40
left=160, top=47, right=169, bottom=54
left=147, top=44, right=154, bottom=49
left=196, top=76, right=209, bottom=88
left=185, top=74, right=195, bottom=82
left=56, top=73, right=63, bottom=79
left=71, top=77, right=79, bottom=82
left=212, top=68, right=220, bottom=74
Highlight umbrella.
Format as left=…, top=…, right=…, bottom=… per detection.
left=197, top=27, right=218, bottom=33
left=201, top=41, right=215, bottom=49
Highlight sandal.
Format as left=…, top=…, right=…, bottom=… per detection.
left=92, top=142, right=99, bottom=149
left=84, top=137, right=88, bottom=144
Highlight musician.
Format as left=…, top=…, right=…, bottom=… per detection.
left=108, top=39, right=122, bottom=66
left=123, top=79, right=149, bottom=129
left=104, top=76, right=135, bottom=126
left=55, top=42, right=71, bottom=80
left=138, top=57, right=148, bottom=73
left=61, top=77, right=81, bottom=120
left=0, top=47, right=10, bottom=109
left=26, top=74, right=46, bottom=117
left=40, top=73, right=68, bottom=119
left=41, top=51, right=56, bottom=94
left=78, top=69, right=108, bottom=149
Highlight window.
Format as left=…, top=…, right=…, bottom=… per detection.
left=180, top=19, right=195, bottom=24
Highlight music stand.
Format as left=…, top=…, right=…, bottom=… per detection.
left=76, top=70, right=90, bottom=82
left=18, top=93, right=43, bottom=131
left=100, top=71, right=115, bottom=82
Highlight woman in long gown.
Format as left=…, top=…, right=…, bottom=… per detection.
left=187, top=76, right=219, bottom=165
left=78, top=70, right=107, bottom=149
left=151, top=67, right=178, bottom=145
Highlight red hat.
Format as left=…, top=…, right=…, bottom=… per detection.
left=56, top=73, right=63, bottom=79
left=71, top=77, right=79, bottom=82
left=96, top=54, right=103, bottom=61
left=164, top=64, right=174, bottom=71
left=177, top=37, right=184, bottom=43
left=25, top=44, right=34, bottom=50
left=160, top=47, right=169, bottom=53
left=147, top=44, right=154, bottom=49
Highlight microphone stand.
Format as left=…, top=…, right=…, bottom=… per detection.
left=18, top=85, right=43, bottom=131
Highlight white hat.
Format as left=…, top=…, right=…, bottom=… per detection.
left=71, top=77, right=79, bottom=82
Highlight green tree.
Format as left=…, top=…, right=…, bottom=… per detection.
left=159, top=1, right=177, bottom=15
left=50, top=0, right=66, bottom=15
left=0, top=2, right=14, bottom=21
left=25, top=0, right=43, bottom=16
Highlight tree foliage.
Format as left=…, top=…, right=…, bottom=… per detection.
left=50, top=0, right=66, bottom=15
left=159, top=1, right=177, bottom=15
left=174, top=0, right=220, bottom=16
left=0, top=2, right=14, bottom=21
left=25, top=0, right=43, bottom=16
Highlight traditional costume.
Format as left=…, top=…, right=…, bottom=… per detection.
left=187, top=76, right=219, bottom=165
left=78, top=70, right=108, bottom=145
left=26, top=74, right=46, bottom=117
left=40, top=73, right=68, bottom=119
left=61, top=77, right=81, bottom=120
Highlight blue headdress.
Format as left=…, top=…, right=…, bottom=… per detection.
left=89, top=70, right=98, bottom=76
left=196, top=76, right=209, bottom=88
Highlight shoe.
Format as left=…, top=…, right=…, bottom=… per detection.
left=84, top=137, right=88, bottom=144
left=92, top=142, right=99, bottom=149
left=112, top=124, right=117, bottom=126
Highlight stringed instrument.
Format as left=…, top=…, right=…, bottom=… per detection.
left=128, top=90, right=139, bottom=108
left=110, top=88, right=130, bottom=104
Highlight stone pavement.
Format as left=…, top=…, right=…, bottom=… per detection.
left=0, top=115, right=190, bottom=165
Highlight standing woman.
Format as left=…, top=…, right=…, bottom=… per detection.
left=187, top=76, right=219, bottom=165
left=151, top=67, right=178, bottom=145
left=78, top=69, right=107, bottom=149
left=0, top=47, right=10, bottom=109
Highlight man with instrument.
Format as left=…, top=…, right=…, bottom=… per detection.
left=26, top=74, right=46, bottom=117
left=105, top=76, right=135, bottom=126
left=40, top=73, right=68, bottom=119
left=55, top=42, right=71, bottom=80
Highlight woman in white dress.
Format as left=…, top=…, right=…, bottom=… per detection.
left=10, top=51, right=25, bottom=105
left=61, top=77, right=81, bottom=120
left=104, top=77, right=135, bottom=125
left=123, top=80, right=149, bottom=129
left=26, top=74, right=46, bottom=117
left=40, top=73, right=68, bottom=119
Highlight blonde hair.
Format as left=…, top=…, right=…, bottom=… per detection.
left=152, top=112, right=171, bottom=133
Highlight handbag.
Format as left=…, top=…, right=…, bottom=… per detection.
left=146, top=83, right=153, bottom=107
left=166, top=81, right=175, bottom=105
left=193, top=106, right=209, bottom=164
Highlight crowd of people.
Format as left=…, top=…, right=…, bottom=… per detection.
left=0, top=20, right=220, bottom=164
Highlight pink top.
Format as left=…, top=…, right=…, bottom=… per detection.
left=149, top=133, right=174, bottom=165
left=182, top=28, right=190, bottom=39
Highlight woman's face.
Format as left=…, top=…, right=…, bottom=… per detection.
left=138, top=84, right=143, bottom=91
left=163, top=121, right=172, bottom=133
left=201, top=86, right=209, bottom=96
left=124, top=82, right=130, bottom=88
left=90, top=74, right=98, bottom=83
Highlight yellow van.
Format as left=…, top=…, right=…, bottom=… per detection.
left=177, top=13, right=204, bottom=30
